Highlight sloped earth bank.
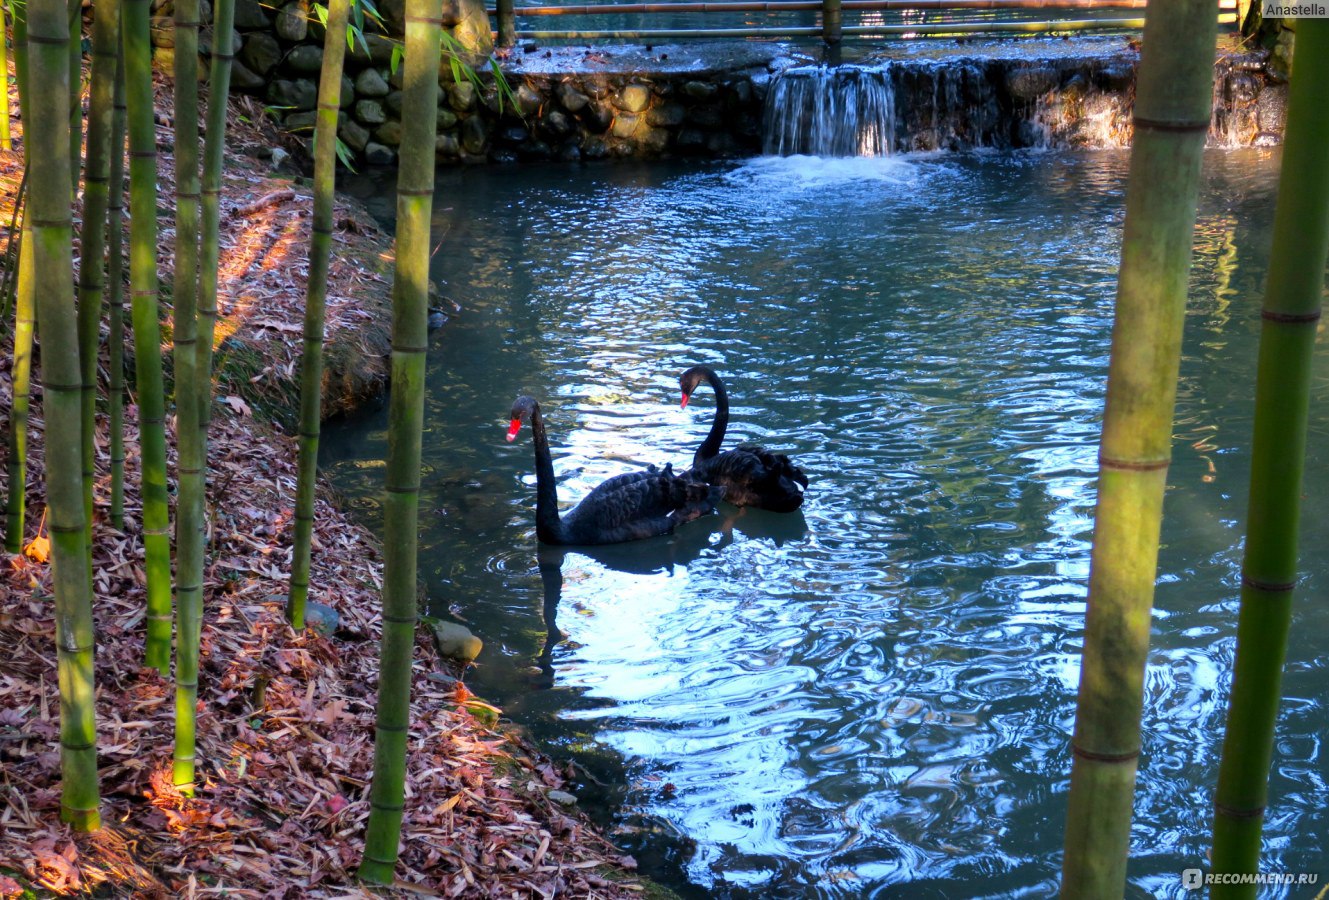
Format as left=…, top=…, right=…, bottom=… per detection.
left=0, top=75, right=651, bottom=897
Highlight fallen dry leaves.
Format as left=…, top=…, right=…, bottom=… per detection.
left=0, top=74, right=644, bottom=900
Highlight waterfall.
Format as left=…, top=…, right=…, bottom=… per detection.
left=762, top=67, right=896, bottom=158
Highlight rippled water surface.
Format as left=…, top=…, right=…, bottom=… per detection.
left=326, top=150, right=1328, bottom=897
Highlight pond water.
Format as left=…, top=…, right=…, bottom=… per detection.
left=326, top=149, right=1329, bottom=898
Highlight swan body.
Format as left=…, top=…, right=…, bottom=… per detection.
left=507, top=396, right=723, bottom=545
left=679, top=366, right=808, bottom=513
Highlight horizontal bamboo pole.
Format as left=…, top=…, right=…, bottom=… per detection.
left=510, top=14, right=1230, bottom=37
left=495, top=0, right=1232, bottom=14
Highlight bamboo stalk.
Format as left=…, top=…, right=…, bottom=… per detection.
left=357, top=0, right=441, bottom=881
left=4, top=0, right=33, bottom=555
left=0, top=5, right=10, bottom=152
left=497, top=0, right=516, bottom=45
left=171, top=0, right=205, bottom=797
left=822, top=0, right=842, bottom=44
left=1210, top=19, right=1329, bottom=896
left=108, top=47, right=127, bottom=529
left=29, top=0, right=101, bottom=832
left=75, top=0, right=122, bottom=543
left=287, top=0, right=350, bottom=632
left=122, top=0, right=173, bottom=674
left=68, top=0, right=82, bottom=192
left=1059, top=0, right=1216, bottom=894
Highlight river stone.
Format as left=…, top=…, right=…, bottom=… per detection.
left=364, top=142, right=396, bottom=166
left=581, top=101, right=613, bottom=133
left=275, top=1, right=308, bottom=41
left=556, top=81, right=589, bottom=112
left=304, top=601, right=339, bottom=637
left=490, top=147, right=518, bottom=164
left=687, top=104, right=723, bottom=129
left=610, top=113, right=640, bottom=139
left=354, top=99, right=386, bottom=126
left=516, top=83, right=542, bottom=117
left=646, top=101, right=684, bottom=127
left=346, top=32, right=396, bottom=69
left=540, top=109, right=572, bottom=137
left=267, top=78, right=318, bottom=110
left=426, top=619, right=483, bottom=663
left=355, top=67, right=390, bottom=98
left=449, top=81, right=477, bottom=112
left=435, top=132, right=461, bottom=158
left=375, top=120, right=403, bottom=146
left=152, top=47, right=175, bottom=70
left=581, top=136, right=609, bottom=159
left=642, top=127, right=668, bottom=153
left=240, top=31, right=282, bottom=76
left=497, top=122, right=529, bottom=145
left=198, top=26, right=243, bottom=57
left=283, top=110, right=318, bottom=132
left=547, top=790, right=577, bottom=806
left=436, top=107, right=458, bottom=129
left=338, top=117, right=370, bottom=152
left=728, top=78, right=753, bottom=105
left=683, top=80, right=718, bottom=100
left=386, top=90, right=404, bottom=116
left=617, top=83, right=651, bottom=113
left=340, top=74, right=355, bottom=107
left=149, top=15, right=173, bottom=48
left=675, top=128, right=706, bottom=152
left=557, top=140, right=581, bottom=162
left=228, top=59, right=267, bottom=91
left=1006, top=66, right=1058, bottom=102
left=233, top=0, right=272, bottom=28
left=461, top=114, right=488, bottom=154
left=285, top=43, right=323, bottom=74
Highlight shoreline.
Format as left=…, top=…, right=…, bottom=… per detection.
left=0, top=68, right=660, bottom=897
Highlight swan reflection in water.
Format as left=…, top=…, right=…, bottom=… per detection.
left=531, top=507, right=810, bottom=686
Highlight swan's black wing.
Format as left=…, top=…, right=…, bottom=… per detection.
left=593, top=462, right=673, bottom=495
left=690, top=444, right=807, bottom=512
left=559, top=470, right=723, bottom=545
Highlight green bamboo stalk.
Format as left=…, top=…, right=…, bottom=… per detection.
left=1059, top=0, right=1216, bottom=894
left=286, top=0, right=350, bottom=631
left=195, top=0, right=236, bottom=460
left=1210, top=20, right=1329, bottom=895
left=67, top=0, right=81, bottom=191
left=356, top=0, right=442, bottom=881
left=29, top=0, right=100, bottom=831
left=122, top=0, right=172, bottom=674
left=4, top=0, right=33, bottom=554
left=0, top=5, right=11, bottom=152
left=171, top=0, right=204, bottom=797
left=107, top=47, right=126, bottom=529
left=75, top=0, right=121, bottom=543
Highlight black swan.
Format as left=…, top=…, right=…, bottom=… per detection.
left=507, top=395, right=724, bottom=545
left=679, top=365, right=809, bottom=512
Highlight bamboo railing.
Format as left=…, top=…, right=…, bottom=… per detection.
left=487, top=0, right=1236, bottom=45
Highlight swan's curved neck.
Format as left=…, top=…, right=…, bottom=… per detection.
left=695, top=368, right=729, bottom=465
left=528, top=403, right=565, bottom=543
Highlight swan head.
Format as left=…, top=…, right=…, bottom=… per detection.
left=679, top=365, right=718, bottom=409
left=507, top=395, right=539, bottom=442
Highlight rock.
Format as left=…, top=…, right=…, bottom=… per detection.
left=283, top=110, right=318, bottom=132
left=425, top=619, right=483, bottom=663
left=581, top=136, right=609, bottom=159
left=269, top=146, right=291, bottom=168
left=460, top=115, right=488, bottom=154
left=435, top=132, right=461, bottom=158
left=340, top=74, right=355, bottom=108
left=346, top=32, right=396, bottom=69
left=683, top=80, right=717, bottom=100
left=516, top=83, right=542, bottom=117
left=267, top=78, right=318, bottom=110
left=557, top=140, right=581, bottom=162
left=449, top=81, right=477, bottom=112
left=496, top=122, right=528, bottom=145
left=1006, top=66, right=1058, bottom=103
left=617, top=83, right=651, bottom=113
left=728, top=78, right=753, bottom=105
left=675, top=128, right=706, bottom=152
left=304, top=601, right=339, bottom=637
left=556, top=81, right=589, bottom=112
left=580, top=101, right=613, bottom=133
left=547, top=790, right=577, bottom=806
left=233, top=0, right=272, bottom=28
left=436, top=107, right=458, bottom=129
left=364, top=142, right=396, bottom=165
left=687, top=104, right=723, bottom=129
left=338, top=117, right=370, bottom=152
left=646, top=102, right=684, bottom=127
left=374, top=120, right=403, bottom=146
left=152, top=46, right=175, bottom=70
left=540, top=109, right=572, bottom=137
left=198, top=25, right=243, bottom=57
left=642, top=127, right=668, bottom=153
left=240, top=31, right=282, bottom=76
left=354, top=99, right=386, bottom=126
left=386, top=90, right=404, bottom=116
left=149, top=15, right=173, bottom=49
left=228, top=59, right=267, bottom=92
left=285, top=43, right=323, bottom=74
left=378, top=0, right=405, bottom=32
left=610, top=113, right=640, bottom=139
left=427, top=308, right=448, bottom=330
left=275, top=1, right=308, bottom=42
left=355, top=67, right=390, bottom=98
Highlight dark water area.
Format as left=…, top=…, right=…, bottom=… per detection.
left=327, top=149, right=1328, bottom=898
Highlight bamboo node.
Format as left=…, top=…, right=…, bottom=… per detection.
left=1097, top=454, right=1169, bottom=472
left=1071, top=743, right=1138, bottom=763
left=1131, top=116, right=1211, bottom=132
left=1240, top=573, right=1297, bottom=593
left=1260, top=308, right=1321, bottom=324
left=1214, top=801, right=1265, bottom=820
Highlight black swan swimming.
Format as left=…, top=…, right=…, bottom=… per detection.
left=507, top=395, right=724, bottom=545
left=679, top=366, right=809, bottom=512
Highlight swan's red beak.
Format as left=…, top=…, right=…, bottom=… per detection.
left=680, top=393, right=690, bottom=409
left=506, top=419, right=522, bottom=442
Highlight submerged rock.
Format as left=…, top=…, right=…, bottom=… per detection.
left=425, top=618, right=483, bottom=663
